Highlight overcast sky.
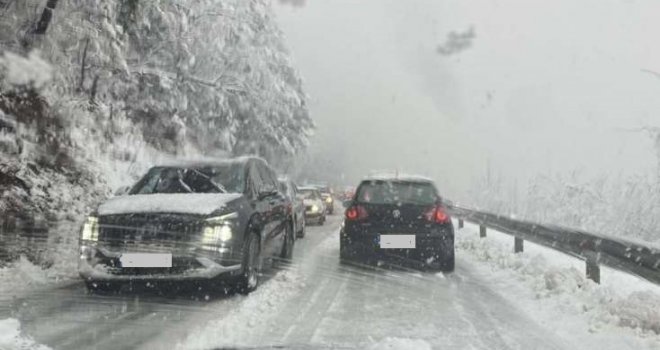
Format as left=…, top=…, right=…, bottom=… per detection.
left=273, top=0, right=660, bottom=198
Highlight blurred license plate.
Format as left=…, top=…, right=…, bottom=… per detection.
left=120, top=253, right=172, bottom=268
left=379, top=235, right=415, bottom=249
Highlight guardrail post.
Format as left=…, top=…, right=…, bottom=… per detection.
left=586, top=259, right=600, bottom=284
left=479, top=225, right=486, bottom=238
left=458, top=219, right=464, bottom=229
left=514, top=237, right=523, bottom=253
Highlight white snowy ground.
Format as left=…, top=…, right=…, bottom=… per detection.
left=2, top=214, right=660, bottom=350
left=455, top=221, right=660, bottom=349
left=0, top=318, right=51, bottom=350
left=165, top=217, right=660, bottom=350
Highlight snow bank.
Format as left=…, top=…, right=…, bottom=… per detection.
left=176, top=269, right=307, bottom=350
left=0, top=256, right=49, bottom=296
left=456, top=221, right=660, bottom=343
left=0, top=318, right=51, bottom=350
left=367, top=337, right=432, bottom=350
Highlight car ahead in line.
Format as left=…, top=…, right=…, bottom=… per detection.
left=279, top=177, right=306, bottom=238
left=338, top=185, right=356, bottom=202
left=340, top=175, right=454, bottom=272
left=297, top=186, right=326, bottom=225
left=78, top=156, right=295, bottom=294
left=309, top=184, right=335, bottom=214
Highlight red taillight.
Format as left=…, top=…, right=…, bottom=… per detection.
left=426, top=206, right=451, bottom=224
left=345, top=205, right=368, bottom=221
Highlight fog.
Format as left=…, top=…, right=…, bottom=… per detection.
left=274, top=0, right=660, bottom=200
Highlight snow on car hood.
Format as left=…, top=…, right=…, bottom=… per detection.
left=97, top=193, right=242, bottom=216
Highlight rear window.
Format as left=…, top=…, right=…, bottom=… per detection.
left=356, top=180, right=438, bottom=205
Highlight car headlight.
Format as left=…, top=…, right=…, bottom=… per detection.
left=81, top=216, right=99, bottom=241
left=202, top=212, right=236, bottom=244
left=311, top=205, right=319, bottom=213
left=202, top=224, right=233, bottom=244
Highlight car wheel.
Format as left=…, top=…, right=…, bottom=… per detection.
left=237, top=232, right=261, bottom=294
left=439, top=253, right=455, bottom=272
left=280, top=223, right=295, bottom=260
left=85, top=281, right=122, bottom=294
left=339, top=241, right=350, bottom=261
left=297, top=217, right=306, bottom=238
left=436, top=241, right=455, bottom=272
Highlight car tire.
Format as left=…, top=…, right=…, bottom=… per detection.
left=319, top=216, right=326, bottom=226
left=85, top=280, right=122, bottom=294
left=280, top=222, right=295, bottom=260
left=236, top=231, right=261, bottom=295
left=297, top=218, right=306, bottom=238
left=436, top=243, right=455, bottom=272
left=440, top=253, right=455, bottom=272
left=339, top=244, right=350, bottom=261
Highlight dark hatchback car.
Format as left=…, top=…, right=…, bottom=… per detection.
left=340, top=175, right=454, bottom=272
left=78, top=157, right=295, bottom=294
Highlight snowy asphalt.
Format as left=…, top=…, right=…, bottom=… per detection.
left=0, top=215, right=570, bottom=350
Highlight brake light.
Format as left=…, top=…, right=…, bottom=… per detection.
left=426, top=206, right=450, bottom=224
left=345, top=205, right=368, bottom=221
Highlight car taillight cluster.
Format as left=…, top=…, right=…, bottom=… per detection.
left=425, top=206, right=451, bottom=224
left=345, top=205, right=368, bottom=221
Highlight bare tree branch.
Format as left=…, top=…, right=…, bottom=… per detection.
left=32, top=0, right=58, bottom=35
left=89, top=75, right=99, bottom=104
left=78, top=38, right=90, bottom=92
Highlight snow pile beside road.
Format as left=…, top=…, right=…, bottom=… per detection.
left=177, top=269, right=307, bottom=350
left=0, top=318, right=51, bottom=350
left=0, top=256, right=49, bottom=295
left=456, top=223, right=660, bottom=342
left=367, top=337, right=432, bottom=350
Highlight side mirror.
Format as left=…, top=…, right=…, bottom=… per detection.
left=114, top=186, right=131, bottom=196
left=342, top=200, right=353, bottom=208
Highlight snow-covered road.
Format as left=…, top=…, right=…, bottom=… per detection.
left=1, top=215, right=658, bottom=350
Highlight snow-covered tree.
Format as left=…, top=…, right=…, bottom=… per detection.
left=0, top=0, right=313, bottom=261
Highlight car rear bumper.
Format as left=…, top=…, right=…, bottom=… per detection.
left=78, top=243, right=242, bottom=282
left=340, top=229, right=454, bottom=266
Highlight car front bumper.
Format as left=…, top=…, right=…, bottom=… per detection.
left=78, top=243, right=242, bottom=282
left=304, top=211, right=324, bottom=219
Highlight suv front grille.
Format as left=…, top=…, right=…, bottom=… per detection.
left=99, top=213, right=204, bottom=248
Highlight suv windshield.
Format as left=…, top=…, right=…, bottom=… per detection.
left=131, top=165, right=245, bottom=194
left=356, top=181, right=438, bottom=205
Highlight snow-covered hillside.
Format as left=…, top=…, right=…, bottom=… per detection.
left=0, top=0, right=312, bottom=265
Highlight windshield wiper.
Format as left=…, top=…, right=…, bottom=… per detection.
left=191, top=169, right=227, bottom=193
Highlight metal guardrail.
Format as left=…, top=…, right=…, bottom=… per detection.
left=448, top=205, right=660, bottom=285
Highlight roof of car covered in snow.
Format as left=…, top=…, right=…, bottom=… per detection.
left=362, top=173, right=435, bottom=183
left=157, top=155, right=266, bottom=168
left=297, top=186, right=322, bottom=192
